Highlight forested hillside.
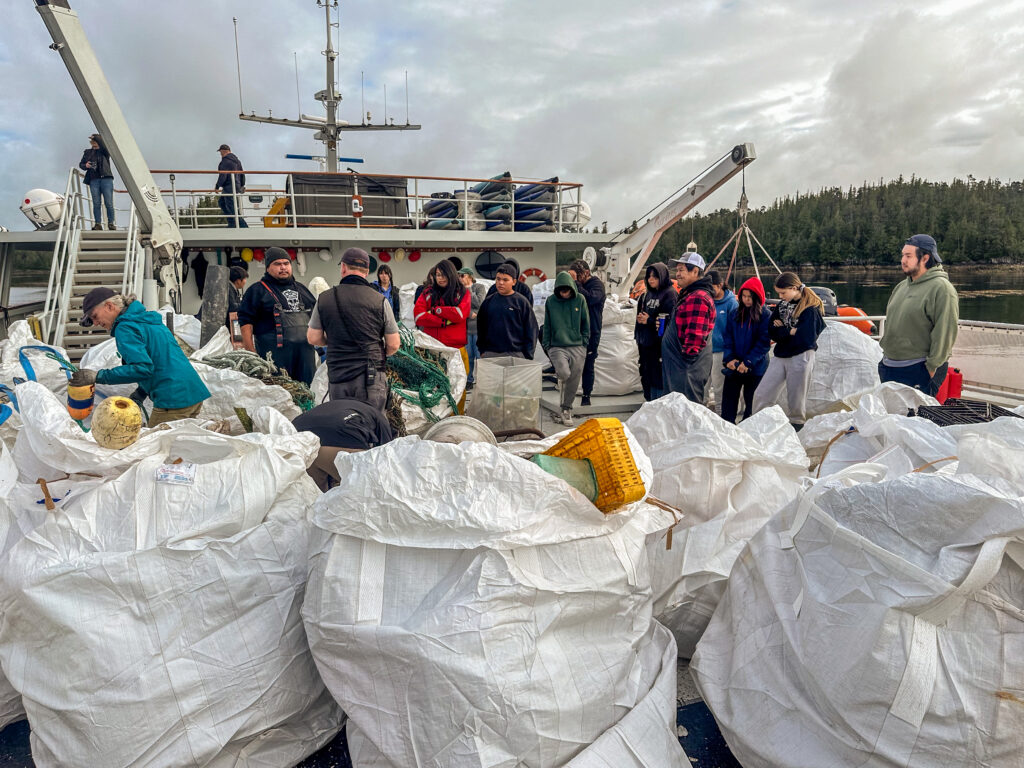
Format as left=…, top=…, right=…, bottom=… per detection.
left=649, top=176, right=1024, bottom=266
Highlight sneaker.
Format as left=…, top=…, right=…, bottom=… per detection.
left=466, top=380, right=475, bottom=390
left=91, top=223, right=103, bottom=231
left=560, top=408, right=574, bottom=428
left=107, top=223, right=117, bottom=231
left=580, top=395, right=591, bottom=407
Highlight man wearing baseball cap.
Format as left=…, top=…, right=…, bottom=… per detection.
left=306, top=247, right=401, bottom=411
left=237, top=247, right=317, bottom=383
left=878, top=234, right=959, bottom=395
left=70, top=287, right=210, bottom=426
left=661, top=251, right=717, bottom=403
left=215, top=144, right=247, bottom=228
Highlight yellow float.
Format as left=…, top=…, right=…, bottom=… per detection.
left=91, top=396, right=144, bottom=450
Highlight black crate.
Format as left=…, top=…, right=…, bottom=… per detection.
left=915, top=398, right=1023, bottom=426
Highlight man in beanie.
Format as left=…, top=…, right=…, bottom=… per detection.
left=306, top=247, right=401, bottom=411
left=70, top=287, right=210, bottom=426
left=878, top=234, right=959, bottom=396
left=237, top=247, right=317, bottom=383
left=215, top=144, right=247, bottom=228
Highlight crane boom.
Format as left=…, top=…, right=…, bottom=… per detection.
left=598, top=144, right=755, bottom=291
left=34, top=0, right=182, bottom=264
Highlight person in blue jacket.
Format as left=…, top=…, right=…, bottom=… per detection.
left=720, top=276, right=772, bottom=423
left=71, top=287, right=211, bottom=426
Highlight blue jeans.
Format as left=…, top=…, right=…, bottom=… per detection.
left=89, top=177, right=115, bottom=226
left=466, top=332, right=480, bottom=383
left=878, top=361, right=948, bottom=397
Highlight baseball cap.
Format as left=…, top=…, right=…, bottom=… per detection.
left=669, top=252, right=706, bottom=271
left=80, top=286, right=116, bottom=327
left=264, top=246, right=291, bottom=266
left=457, top=267, right=475, bottom=276
left=905, top=234, right=941, bottom=263
left=217, top=143, right=231, bottom=151
left=340, top=247, right=370, bottom=269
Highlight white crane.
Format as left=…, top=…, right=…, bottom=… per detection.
left=33, top=0, right=183, bottom=306
left=592, top=144, right=756, bottom=291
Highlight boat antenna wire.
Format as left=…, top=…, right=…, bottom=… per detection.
left=600, top=149, right=731, bottom=250
left=233, top=17, right=244, bottom=113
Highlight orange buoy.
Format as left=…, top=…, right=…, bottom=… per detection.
left=837, top=306, right=875, bottom=335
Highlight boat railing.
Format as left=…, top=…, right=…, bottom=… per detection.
left=120, top=204, right=143, bottom=298
left=40, top=167, right=85, bottom=346
left=127, top=170, right=588, bottom=233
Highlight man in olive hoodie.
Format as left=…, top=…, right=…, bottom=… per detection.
left=879, top=234, right=959, bottom=396
left=543, top=271, right=590, bottom=427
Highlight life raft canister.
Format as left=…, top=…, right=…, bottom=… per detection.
left=837, top=305, right=875, bottom=335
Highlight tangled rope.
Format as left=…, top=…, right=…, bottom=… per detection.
left=386, top=325, right=457, bottom=424
left=201, top=350, right=315, bottom=411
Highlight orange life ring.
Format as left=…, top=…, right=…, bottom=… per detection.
left=837, top=305, right=875, bottom=335
left=520, top=268, right=547, bottom=283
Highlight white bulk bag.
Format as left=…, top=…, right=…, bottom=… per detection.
left=626, top=394, right=807, bottom=656
left=303, top=436, right=688, bottom=768
left=0, top=320, right=72, bottom=398
left=692, top=461, right=1024, bottom=768
left=310, top=329, right=467, bottom=434
left=576, top=298, right=641, bottom=396
left=764, top=321, right=883, bottom=420
left=0, top=416, right=342, bottom=767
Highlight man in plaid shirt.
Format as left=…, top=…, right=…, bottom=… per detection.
left=661, top=252, right=716, bottom=403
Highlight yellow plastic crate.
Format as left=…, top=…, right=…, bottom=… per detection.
left=543, top=417, right=645, bottom=513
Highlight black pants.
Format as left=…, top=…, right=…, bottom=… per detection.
left=581, top=332, right=601, bottom=397
left=720, top=372, right=763, bottom=424
left=256, top=335, right=315, bottom=385
left=218, top=193, right=248, bottom=228
left=637, top=343, right=664, bottom=401
left=878, top=361, right=947, bottom=398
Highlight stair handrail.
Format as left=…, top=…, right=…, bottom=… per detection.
left=120, top=203, right=141, bottom=296
left=40, top=167, right=83, bottom=343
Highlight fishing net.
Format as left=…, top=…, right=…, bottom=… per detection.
left=202, top=350, right=315, bottom=411
left=386, top=325, right=457, bottom=426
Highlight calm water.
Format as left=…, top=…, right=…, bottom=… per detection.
left=763, top=266, right=1024, bottom=325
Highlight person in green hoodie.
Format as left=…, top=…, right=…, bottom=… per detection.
left=70, top=287, right=212, bottom=426
left=542, top=271, right=590, bottom=427
left=879, top=234, right=959, bottom=396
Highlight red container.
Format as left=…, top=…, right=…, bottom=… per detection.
left=936, top=367, right=963, bottom=404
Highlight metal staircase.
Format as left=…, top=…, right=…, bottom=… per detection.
left=61, top=229, right=130, bottom=360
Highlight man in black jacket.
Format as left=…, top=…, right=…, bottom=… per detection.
left=307, top=248, right=401, bottom=411
left=215, top=144, right=248, bottom=228
left=568, top=260, right=605, bottom=405
left=79, top=133, right=116, bottom=230
left=238, top=248, right=317, bottom=383
left=477, top=264, right=537, bottom=359
left=292, top=398, right=395, bottom=490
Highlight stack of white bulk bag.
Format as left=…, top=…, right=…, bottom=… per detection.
left=579, top=298, right=642, bottom=396
left=692, top=417, right=1024, bottom=768
left=626, top=394, right=807, bottom=656
left=0, top=386, right=343, bottom=767
left=303, top=435, right=689, bottom=767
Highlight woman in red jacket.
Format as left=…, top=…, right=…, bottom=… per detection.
left=414, top=259, right=471, bottom=349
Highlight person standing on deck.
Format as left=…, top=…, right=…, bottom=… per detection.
left=634, top=262, right=678, bottom=401
left=476, top=264, right=538, bottom=359
left=372, top=264, right=401, bottom=321
left=459, top=267, right=488, bottom=388
left=707, top=271, right=738, bottom=413
left=878, top=234, right=959, bottom=397
left=720, top=277, right=772, bottom=424
left=543, top=271, right=590, bottom=427
left=568, top=259, right=605, bottom=406
left=79, top=133, right=116, bottom=231
left=661, top=253, right=716, bottom=403
left=238, top=247, right=317, bottom=384
left=307, top=248, right=401, bottom=411
left=215, top=144, right=248, bottom=228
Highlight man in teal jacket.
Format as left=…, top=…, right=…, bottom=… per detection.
left=879, top=234, right=959, bottom=396
left=542, top=271, right=590, bottom=427
left=72, top=287, right=211, bottom=426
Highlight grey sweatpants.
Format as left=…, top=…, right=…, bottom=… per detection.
left=706, top=351, right=726, bottom=413
left=547, top=346, right=586, bottom=410
left=752, top=350, right=816, bottom=424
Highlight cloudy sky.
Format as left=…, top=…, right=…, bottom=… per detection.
left=2, top=0, right=1022, bottom=232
